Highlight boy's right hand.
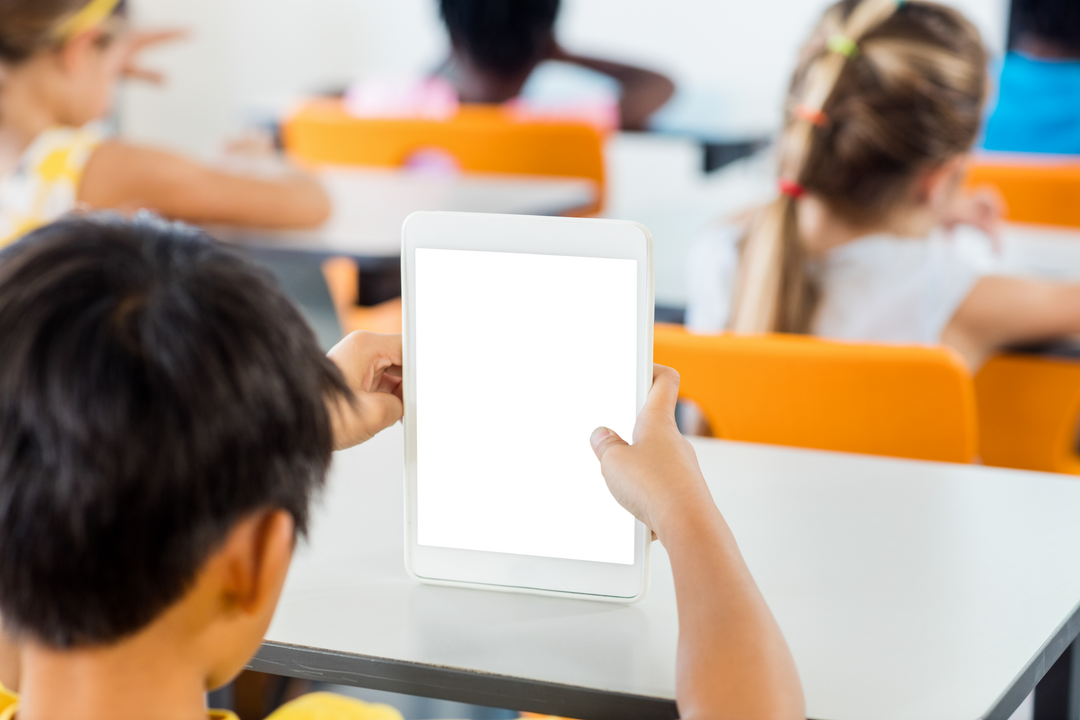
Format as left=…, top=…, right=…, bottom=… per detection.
left=327, top=332, right=404, bottom=451
left=590, top=365, right=716, bottom=542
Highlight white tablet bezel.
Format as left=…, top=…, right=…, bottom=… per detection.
left=401, top=211, right=654, bottom=602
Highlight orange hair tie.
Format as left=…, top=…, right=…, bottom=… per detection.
left=778, top=179, right=806, bottom=199
left=794, top=104, right=829, bottom=128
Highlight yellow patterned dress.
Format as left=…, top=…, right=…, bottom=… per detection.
left=0, top=124, right=106, bottom=247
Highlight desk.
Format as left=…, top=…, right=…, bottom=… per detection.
left=214, top=167, right=598, bottom=259
left=251, top=424, right=1080, bottom=720
left=1000, top=223, right=1080, bottom=280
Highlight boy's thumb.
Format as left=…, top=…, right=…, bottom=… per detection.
left=590, top=427, right=628, bottom=461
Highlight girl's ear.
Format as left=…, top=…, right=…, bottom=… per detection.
left=55, top=29, right=103, bottom=74
left=916, top=155, right=968, bottom=213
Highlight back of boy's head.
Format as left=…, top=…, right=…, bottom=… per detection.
left=0, top=0, right=127, bottom=64
left=440, top=0, right=560, bottom=77
left=0, top=215, right=349, bottom=648
left=1011, top=0, right=1080, bottom=56
left=732, top=0, right=987, bottom=335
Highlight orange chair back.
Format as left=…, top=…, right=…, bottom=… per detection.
left=975, top=354, right=1080, bottom=475
left=283, top=99, right=606, bottom=214
left=653, top=324, right=978, bottom=463
left=966, top=161, right=1080, bottom=228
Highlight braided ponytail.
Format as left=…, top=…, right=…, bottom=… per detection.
left=730, top=0, right=987, bottom=334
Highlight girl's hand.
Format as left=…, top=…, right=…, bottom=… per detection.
left=327, top=332, right=404, bottom=451
left=945, top=187, right=1005, bottom=252
left=590, top=365, right=715, bottom=542
left=122, top=28, right=189, bottom=85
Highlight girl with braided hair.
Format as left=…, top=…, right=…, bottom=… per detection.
left=687, top=0, right=1080, bottom=370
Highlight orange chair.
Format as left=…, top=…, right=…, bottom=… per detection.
left=975, top=354, right=1080, bottom=475
left=966, top=160, right=1080, bottom=228
left=283, top=99, right=606, bottom=215
left=322, top=257, right=402, bottom=335
left=653, top=324, right=978, bottom=463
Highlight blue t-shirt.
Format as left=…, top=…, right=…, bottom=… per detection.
left=983, top=52, right=1080, bottom=155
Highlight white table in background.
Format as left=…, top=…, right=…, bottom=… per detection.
left=213, top=166, right=598, bottom=259
left=1000, top=223, right=1080, bottom=280
left=251, top=424, right=1080, bottom=720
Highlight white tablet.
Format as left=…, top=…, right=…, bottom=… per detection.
left=401, top=212, right=654, bottom=602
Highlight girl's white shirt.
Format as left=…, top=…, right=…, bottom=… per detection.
left=685, top=223, right=1000, bottom=344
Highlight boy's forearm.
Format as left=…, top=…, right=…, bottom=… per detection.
left=660, top=508, right=805, bottom=720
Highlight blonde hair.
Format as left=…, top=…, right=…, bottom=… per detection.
left=731, top=0, right=988, bottom=334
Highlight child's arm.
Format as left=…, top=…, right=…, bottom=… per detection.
left=591, top=366, right=805, bottom=720
left=548, top=45, right=675, bottom=131
left=78, top=142, right=331, bottom=229
left=944, top=277, right=1080, bottom=364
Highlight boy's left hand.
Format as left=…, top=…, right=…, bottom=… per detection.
left=327, top=332, right=404, bottom=451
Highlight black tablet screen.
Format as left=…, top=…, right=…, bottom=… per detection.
left=414, top=253, right=630, bottom=561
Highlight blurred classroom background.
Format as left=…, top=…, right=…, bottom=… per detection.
left=121, top=0, right=1007, bottom=154
left=116, top=0, right=1009, bottom=321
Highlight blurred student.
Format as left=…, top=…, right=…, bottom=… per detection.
left=0, top=0, right=330, bottom=247
left=687, top=0, right=1080, bottom=370
left=983, top=0, right=1080, bottom=154
left=0, top=214, right=802, bottom=720
left=433, top=0, right=675, bottom=131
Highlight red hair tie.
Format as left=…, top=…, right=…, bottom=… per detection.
left=794, top=104, right=829, bottom=128
left=778, top=179, right=806, bottom=199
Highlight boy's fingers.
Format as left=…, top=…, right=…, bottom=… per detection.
left=328, top=333, right=404, bottom=390
left=643, top=365, right=681, bottom=418
left=591, top=427, right=629, bottom=461
left=363, top=391, right=404, bottom=430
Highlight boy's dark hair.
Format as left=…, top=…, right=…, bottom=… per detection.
left=0, top=215, right=350, bottom=648
left=440, top=0, right=561, bottom=76
left=1010, top=0, right=1080, bottom=55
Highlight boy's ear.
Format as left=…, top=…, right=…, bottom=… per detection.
left=220, top=509, right=295, bottom=615
left=916, top=155, right=968, bottom=212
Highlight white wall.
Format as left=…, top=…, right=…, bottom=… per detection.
left=121, top=0, right=1009, bottom=157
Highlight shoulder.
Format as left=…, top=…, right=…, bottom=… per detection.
left=825, top=228, right=996, bottom=281
left=265, top=692, right=404, bottom=720
left=814, top=229, right=997, bottom=344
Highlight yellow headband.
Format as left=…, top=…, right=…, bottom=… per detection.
left=52, top=0, right=123, bottom=42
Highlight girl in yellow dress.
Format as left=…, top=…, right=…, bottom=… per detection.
left=0, top=0, right=330, bottom=247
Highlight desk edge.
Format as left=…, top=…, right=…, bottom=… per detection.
left=249, top=641, right=678, bottom=720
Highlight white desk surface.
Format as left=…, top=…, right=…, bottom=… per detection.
left=214, top=167, right=598, bottom=257
left=256, top=424, right=1080, bottom=720
left=999, top=223, right=1080, bottom=280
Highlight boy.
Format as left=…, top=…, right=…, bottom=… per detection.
left=984, top=0, right=1080, bottom=154
left=0, top=215, right=802, bottom=720
left=434, top=0, right=675, bottom=131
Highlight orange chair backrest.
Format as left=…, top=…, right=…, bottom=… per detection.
left=283, top=99, right=606, bottom=214
left=975, top=354, right=1080, bottom=475
left=966, top=160, right=1080, bottom=228
left=654, top=324, right=978, bottom=463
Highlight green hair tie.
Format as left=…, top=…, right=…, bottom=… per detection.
left=828, top=34, right=859, bottom=58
